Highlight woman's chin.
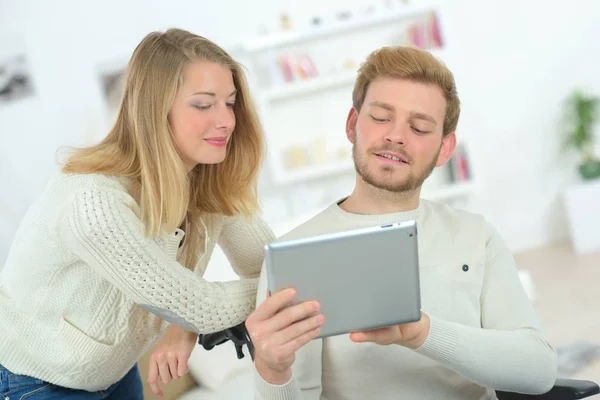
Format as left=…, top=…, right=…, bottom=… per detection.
left=192, top=155, right=227, bottom=167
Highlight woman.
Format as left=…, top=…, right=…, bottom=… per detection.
left=0, top=28, right=274, bottom=399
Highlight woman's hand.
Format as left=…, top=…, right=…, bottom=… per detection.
left=147, top=324, right=198, bottom=396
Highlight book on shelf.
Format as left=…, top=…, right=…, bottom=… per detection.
left=276, top=54, right=319, bottom=84
left=405, top=12, right=443, bottom=49
left=446, top=144, right=471, bottom=182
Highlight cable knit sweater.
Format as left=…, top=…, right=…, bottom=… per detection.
left=0, top=171, right=275, bottom=391
left=253, top=199, right=557, bottom=400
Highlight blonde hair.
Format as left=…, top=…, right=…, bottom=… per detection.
left=352, top=46, right=460, bottom=136
left=62, top=28, right=265, bottom=270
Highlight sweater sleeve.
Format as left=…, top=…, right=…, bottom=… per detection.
left=56, top=189, right=259, bottom=334
left=218, top=214, right=275, bottom=280
left=414, top=221, right=557, bottom=394
left=253, top=264, right=323, bottom=400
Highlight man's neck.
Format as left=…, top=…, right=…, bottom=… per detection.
left=339, top=179, right=421, bottom=215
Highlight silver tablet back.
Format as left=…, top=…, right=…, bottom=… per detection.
left=264, top=221, right=421, bottom=338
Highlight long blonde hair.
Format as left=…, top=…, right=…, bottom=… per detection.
left=62, top=28, right=265, bottom=269
left=352, top=46, right=460, bottom=136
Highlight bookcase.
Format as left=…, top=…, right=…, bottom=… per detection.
left=230, top=0, right=475, bottom=220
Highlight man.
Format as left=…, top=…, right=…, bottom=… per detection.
left=246, top=46, right=557, bottom=399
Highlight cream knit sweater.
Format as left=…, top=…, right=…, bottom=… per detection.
left=0, top=171, right=275, bottom=391
left=253, top=199, right=557, bottom=400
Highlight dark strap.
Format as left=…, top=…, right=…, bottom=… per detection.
left=197, top=321, right=254, bottom=361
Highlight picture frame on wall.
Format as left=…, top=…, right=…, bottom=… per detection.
left=97, top=57, right=128, bottom=123
left=99, top=68, right=125, bottom=122
left=0, top=35, right=35, bottom=105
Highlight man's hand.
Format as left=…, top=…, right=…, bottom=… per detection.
left=349, top=312, right=431, bottom=349
left=147, top=324, right=198, bottom=396
left=246, top=288, right=325, bottom=385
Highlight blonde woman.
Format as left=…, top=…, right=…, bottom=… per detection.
left=0, top=28, right=274, bottom=399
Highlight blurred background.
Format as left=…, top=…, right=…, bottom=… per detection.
left=1, top=0, right=599, bottom=398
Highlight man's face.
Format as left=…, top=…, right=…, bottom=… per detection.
left=346, top=77, right=456, bottom=193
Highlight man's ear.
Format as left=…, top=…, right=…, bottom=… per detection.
left=345, top=107, right=358, bottom=144
left=436, top=132, right=457, bottom=167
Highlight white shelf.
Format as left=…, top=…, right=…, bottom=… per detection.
left=274, top=159, right=354, bottom=184
left=262, top=70, right=357, bottom=102
left=242, top=4, right=437, bottom=53
left=261, top=48, right=446, bottom=102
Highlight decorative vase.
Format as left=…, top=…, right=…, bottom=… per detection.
left=579, top=159, right=600, bottom=180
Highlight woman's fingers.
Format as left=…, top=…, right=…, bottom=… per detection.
left=167, top=352, right=179, bottom=379
left=158, top=360, right=172, bottom=384
left=147, top=361, right=163, bottom=396
left=177, top=354, right=189, bottom=377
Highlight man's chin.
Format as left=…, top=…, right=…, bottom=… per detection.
left=361, top=174, right=416, bottom=193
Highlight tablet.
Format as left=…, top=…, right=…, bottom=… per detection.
left=264, top=220, right=421, bottom=338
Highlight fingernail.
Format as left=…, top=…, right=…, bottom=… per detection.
left=313, top=302, right=319, bottom=311
left=316, top=314, right=324, bottom=324
left=288, top=288, right=296, bottom=298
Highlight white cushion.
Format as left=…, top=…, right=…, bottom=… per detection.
left=179, top=366, right=254, bottom=399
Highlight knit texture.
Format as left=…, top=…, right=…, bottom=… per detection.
left=0, top=171, right=275, bottom=391
left=252, top=199, right=558, bottom=400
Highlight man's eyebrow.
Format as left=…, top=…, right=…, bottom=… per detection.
left=368, top=101, right=395, bottom=112
left=409, top=111, right=437, bottom=124
left=368, top=102, right=438, bottom=124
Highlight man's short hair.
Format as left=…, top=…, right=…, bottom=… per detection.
left=352, top=46, right=461, bottom=136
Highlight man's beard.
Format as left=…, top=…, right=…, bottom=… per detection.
left=352, top=142, right=440, bottom=193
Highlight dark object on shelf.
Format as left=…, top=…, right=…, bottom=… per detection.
left=280, top=14, right=292, bottom=30
left=336, top=11, right=352, bottom=21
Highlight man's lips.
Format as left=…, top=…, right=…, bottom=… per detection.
left=374, top=151, right=409, bottom=164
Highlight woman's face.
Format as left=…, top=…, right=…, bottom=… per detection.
left=169, top=61, right=236, bottom=170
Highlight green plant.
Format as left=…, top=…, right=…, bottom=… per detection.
left=563, top=89, right=600, bottom=180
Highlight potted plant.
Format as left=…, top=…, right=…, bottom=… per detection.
left=563, top=89, right=600, bottom=180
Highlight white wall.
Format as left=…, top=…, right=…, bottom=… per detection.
left=1, top=0, right=599, bottom=266
left=445, top=0, right=600, bottom=251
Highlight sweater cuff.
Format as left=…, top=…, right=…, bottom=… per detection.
left=414, top=315, right=459, bottom=364
left=253, top=366, right=301, bottom=400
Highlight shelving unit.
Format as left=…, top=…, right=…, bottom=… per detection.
left=262, top=69, right=357, bottom=102
left=261, top=47, right=446, bottom=103
left=241, top=4, right=439, bottom=54
left=235, top=0, right=475, bottom=218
